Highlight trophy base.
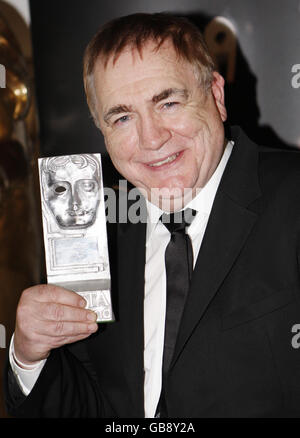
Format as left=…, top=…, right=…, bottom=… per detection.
left=77, top=289, right=114, bottom=323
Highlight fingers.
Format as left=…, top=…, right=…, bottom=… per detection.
left=31, top=301, right=97, bottom=323
left=14, top=284, right=99, bottom=364
left=23, top=284, right=86, bottom=308
left=37, top=320, right=98, bottom=338
left=18, top=288, right=99, bottom=337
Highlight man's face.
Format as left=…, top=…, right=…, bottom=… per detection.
left=94, top=40, right=227, bottom=211
left=45, top=161, right=100, bottom=229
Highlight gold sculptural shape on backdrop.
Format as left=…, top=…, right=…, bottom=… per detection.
left=204, top=16, right=237, bottom=84
left=0, top=18, right=30, bottom=141
left=0, top=8, right=42, bottom=418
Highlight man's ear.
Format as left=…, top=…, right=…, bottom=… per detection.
left=211, top=71, right=227, bottom=122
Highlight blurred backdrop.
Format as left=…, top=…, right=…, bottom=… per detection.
left=0, top=0, right=42, bottom=418
left=0, top=0, right=300, bottom=417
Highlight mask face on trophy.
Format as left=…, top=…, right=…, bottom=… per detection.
left=43, top=155, right=100, bottom=229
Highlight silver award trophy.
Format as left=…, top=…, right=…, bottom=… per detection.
left=38, top=153, right=113, bottom=323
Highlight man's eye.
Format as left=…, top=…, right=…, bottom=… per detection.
left=163, top=102, right=179, bottom=110
left=114, top=115, right=130, bottom=125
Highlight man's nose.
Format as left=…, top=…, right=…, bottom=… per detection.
left=138, top=113, right=171, bottom=151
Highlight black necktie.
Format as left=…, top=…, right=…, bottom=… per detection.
left=156, top=208, right=196, bottom=417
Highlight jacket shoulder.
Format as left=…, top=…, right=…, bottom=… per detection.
left=258, top=147, right=300, bottom=184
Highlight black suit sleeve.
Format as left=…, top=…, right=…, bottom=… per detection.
left=4, top=345, right=107, bottom=418
left=5, top=364, right=27, bottom=408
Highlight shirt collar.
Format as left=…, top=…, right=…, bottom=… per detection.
left=185, top=139, right=233, bottom=215
left=145, top=140, right=234, bottom=242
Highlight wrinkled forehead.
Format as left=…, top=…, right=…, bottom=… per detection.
left=93, top=39, right=197, bottom=112
left=48, top=161, right=97, bottom=183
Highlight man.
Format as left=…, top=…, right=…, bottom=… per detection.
left=4, top=13, right=300, bottom=417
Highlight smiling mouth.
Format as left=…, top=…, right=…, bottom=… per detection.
left=147, top=152, right=181, bottom=168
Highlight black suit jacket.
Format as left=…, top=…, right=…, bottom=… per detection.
left=4, top=126, right=300, bottom=417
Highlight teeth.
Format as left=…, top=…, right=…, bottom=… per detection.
left=148, top=153, right=179, bottom=167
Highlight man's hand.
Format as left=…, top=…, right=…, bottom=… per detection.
left=14, top=284, right=98, bottom=366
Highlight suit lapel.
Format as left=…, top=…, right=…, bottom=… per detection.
left=171, top=127, right=262, bottom=368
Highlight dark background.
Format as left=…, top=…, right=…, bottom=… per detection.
left=29, top=0, right=300, bottom=166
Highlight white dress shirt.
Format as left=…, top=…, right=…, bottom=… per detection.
left=9, top=141, right=233, bottom=417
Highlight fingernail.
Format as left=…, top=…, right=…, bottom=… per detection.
left=88, top=323, right=98, bottom=332
left=87, top=311, right=97, bottom=321
left=80, top=299, right=87, bottom=308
